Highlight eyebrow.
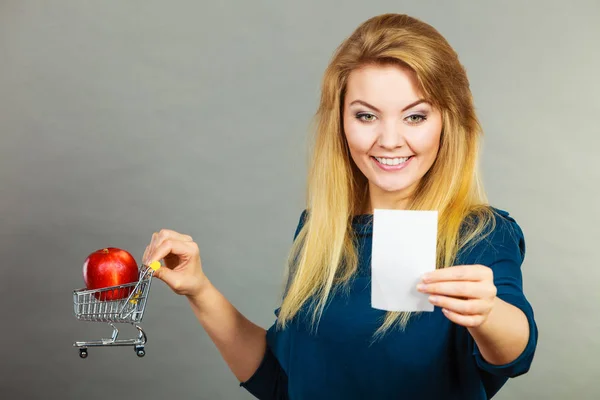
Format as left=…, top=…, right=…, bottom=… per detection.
left=348, top=99, right=429, bottom=113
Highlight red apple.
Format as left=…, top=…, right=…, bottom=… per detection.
left=83, top=247, right=139, bottom=301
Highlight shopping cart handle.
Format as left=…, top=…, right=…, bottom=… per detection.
left=148, top=261, right=161, bottom=271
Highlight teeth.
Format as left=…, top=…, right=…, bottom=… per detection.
left=375, top=156, right=410, bottom=166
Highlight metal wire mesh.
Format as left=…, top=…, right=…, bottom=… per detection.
left=73, top=266, right=153, bottom=323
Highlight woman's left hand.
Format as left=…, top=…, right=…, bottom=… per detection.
left=417, top=264, right=497, bottom=328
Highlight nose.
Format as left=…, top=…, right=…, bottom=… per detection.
left=377, top=119, right=406, bottom=149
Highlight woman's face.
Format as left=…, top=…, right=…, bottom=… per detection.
left=342, top=64, right=443, bottom=209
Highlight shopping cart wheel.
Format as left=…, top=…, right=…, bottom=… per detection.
left=135, top=345, right=145, bottom=357
left=79, top=348, right=88, bottom=359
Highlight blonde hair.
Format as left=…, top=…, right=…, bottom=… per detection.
left=277, top=13, right=496, bottom=338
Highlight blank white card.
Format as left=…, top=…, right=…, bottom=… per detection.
left=371, top=209, right=438, bottom=312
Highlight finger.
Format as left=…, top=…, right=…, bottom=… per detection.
left=148, top=229, right=193, bottom=264
left=142, top=245, right=150, bottom=265
left=147, top=232, right=159, bottom=264
left=149, top=238, right=198, bottom=267
left=156, top=229, right=194, bottom=245
left=441, top=308, right=486, bottom=328
left=421, top=265, right=492, bottom=283
left=418, top=281, right=496, bottom=299
left=149, top=240, right=198, bottom=291
left=428, top=295, right=488, bottom=315
left=151, top=259, right=178, bottom=287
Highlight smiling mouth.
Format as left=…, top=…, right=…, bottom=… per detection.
left=372, top=155, right=413, bottom=166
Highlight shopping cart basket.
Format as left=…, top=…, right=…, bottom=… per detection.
left=72, top=263, right=156, bottom=358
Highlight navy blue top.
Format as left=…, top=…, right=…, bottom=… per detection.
left=241, top=208, right=538, bottom=399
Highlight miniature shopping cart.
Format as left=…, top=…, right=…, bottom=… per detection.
left=72, top=263, right=155, bottom=358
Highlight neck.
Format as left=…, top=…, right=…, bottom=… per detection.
left=365, top=183, right=414, bottom=213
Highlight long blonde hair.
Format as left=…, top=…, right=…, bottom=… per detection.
left=277, top=13, right=495, bottom=338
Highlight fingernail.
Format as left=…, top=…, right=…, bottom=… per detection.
left=421, top=274, right=431, bottom=282
left=429, top=296, right=438, bottom=303
left=417, top=283, right=426, bottom=291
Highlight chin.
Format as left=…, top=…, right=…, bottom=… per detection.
left=372, top=179, right=414, bottom=194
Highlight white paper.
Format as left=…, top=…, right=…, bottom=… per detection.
left=371, top=209, right=438, bottom=312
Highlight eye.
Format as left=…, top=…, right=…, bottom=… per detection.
left=355, top=112, right=377, bottom=123
left=405, top=114, right=427, bottom=125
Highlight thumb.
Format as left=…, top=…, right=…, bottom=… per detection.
left=147, top=239, right=198, bottom=293
left=149, top=261, right=180, bottom=289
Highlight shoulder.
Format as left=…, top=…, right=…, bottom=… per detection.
left=458, top=206, right=526, bottom=266
left=487, top=207, right=525, bottom=250
left=293, top=209, right=309, bottom=240
left=490, top=207, right=526, bottom=255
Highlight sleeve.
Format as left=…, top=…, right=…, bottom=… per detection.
left=459, top=209, right=539, bottom=378
left=239, top=342, right=289, bottom=400
left=239, top=210, right=308, bottom=399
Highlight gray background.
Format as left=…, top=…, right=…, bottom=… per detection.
left=1, top=0, right=598, bottom=399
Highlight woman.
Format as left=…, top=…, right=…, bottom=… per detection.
left=143, top=13, right=538, bottom=399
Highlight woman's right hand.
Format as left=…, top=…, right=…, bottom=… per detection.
left=142, top=229, right=209, bottom=298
